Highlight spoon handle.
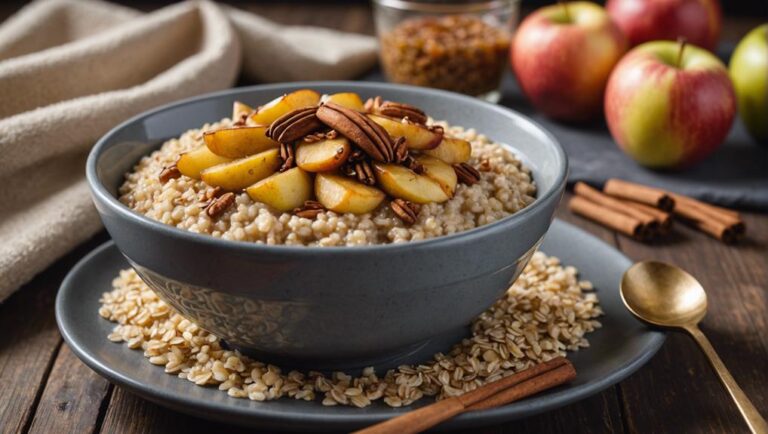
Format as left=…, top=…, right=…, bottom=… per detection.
left=684, top=325, right=768, bottom=434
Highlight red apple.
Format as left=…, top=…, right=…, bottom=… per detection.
left=605, top=40, right=735, bottom=169
left=512, top=1, right=628, bottom=122
left=606, top=0, right=721, bottom=51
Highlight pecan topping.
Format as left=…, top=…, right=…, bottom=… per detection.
left=381, top=103, right=428, bottom=125
left=341, top=158, right=376, bottom=186
left=206, top=192, right=235, bottom=218
left=363, top=96, right=381, bottom=113
left=454, top=162, right=481, bottom=185
left=390, top=199, right=421, bottom=225
left=355, top=160, right=376, bottom=185
left=302, top=131, right=325, bottom=143
left=279, top=142, right=296, bottom=172
left=293, top=200, right=326, bottom=219
left=348, top=148, right=366, bottom=162
left=199, top=186, right=224, bottom=208
left=159, top=165, right=181, bottom=183
left=404, top=155, right=425, bottom=174
left=316, top=102, right=395, bottom=163
left=365, top=96, right=428, bottom=124
left=266, top=106, right=323, bottom=144
left=203, top=186, right=223, bottom=201
left=478, top=158, right=492, bottom=172
left=302, top=129, right=339, bottom=143
left=393, top=136, right=408, bottom=163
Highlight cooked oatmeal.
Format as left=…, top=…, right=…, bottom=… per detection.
left=119, top=118, right=536, bottom=246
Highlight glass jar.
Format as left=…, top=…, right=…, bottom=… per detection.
left=373, top=0, right=519, bottom=103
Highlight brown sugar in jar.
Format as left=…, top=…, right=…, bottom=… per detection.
left=380, top=15, right=511, bottom=97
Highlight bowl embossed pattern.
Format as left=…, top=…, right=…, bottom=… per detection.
left=86, top=82, right=567, bottom=367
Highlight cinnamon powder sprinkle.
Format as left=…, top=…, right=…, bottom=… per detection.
left=100, top=252, right=601, bottom=408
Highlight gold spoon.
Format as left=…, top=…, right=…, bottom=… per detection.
left=621, top=261, right=767, bottom=434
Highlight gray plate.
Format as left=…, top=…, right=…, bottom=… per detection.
left=56, top=220, right=665, bottom=431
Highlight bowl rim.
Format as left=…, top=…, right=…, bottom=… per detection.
left=86, top=80, right=567, bottom=256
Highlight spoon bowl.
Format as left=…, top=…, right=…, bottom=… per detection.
left=620, top=260, right=767, bottom=434
left=620, top=261, right=707, bottom=327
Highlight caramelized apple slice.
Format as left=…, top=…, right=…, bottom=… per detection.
left=315, top=173, right=385, bottom=214
left=423, top=137, right=472, bottom=164
left=296, top=137, right=351, bottom=172
left=367, top=114, right=442, bottom=150
left=325, top=92, right=365, bottom=111
left=200, top=149, right=281, bottom=191
left=246, top=167, right=313, bottom=212
left=414, top=155, right=457, bottom=197
left=249, top=89, right=321, bottom=126
left=373, top=163, right=450, bottom=204
left=203, top=126, right=279, bottom=159
left=176, top=146, right=233, bottom=179
left=232, top=101, right=254, bottom=121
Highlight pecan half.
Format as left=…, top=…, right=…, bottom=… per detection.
left=303, top=129, right=340, bottom=143
left=363, top=96, right=382, bottom=113
left=293, top=200, right=326, bottom=219
left=355, top=160, right=376, bottom=185
left=266, top=106, right=323, bottom=143
left=302, top=131, right=325, bottom=143
left=341, top=158, right=376, bottom=185
left=348, top=148, right=366, bottom=163
left=365, top=96, right=428, bottom=125
left=316, top=102, right=395, bottom=163
left=159, top=165, right=181, bottom=183
left=199, top=186, right=224, bottom=209
left=203, top=186, right=223, bottom=201
left=454, top=162, right=481, bottom=185
left=379, top=102, right=428, bottom=125
left=393, top=136, right=408, bottom=164
left=206, top=192, right=235, bottom=218
left=390, top=199, right=421, bottom=225
left=279, top=142, right=296, bottom=172
left=404, top=155, right=425, bottom=174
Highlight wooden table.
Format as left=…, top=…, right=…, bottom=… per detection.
left=1, top=3, right=766, bottom=433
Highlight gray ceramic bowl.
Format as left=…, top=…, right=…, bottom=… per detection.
left=86, top=81, right=567, bottom=369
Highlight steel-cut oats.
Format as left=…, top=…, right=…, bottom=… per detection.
left=118, top=117, right=536, bottom=246
left=99, top=252, right=602, bottom=408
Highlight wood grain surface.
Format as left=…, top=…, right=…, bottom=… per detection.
left=0, top=2, right=765, bottom=434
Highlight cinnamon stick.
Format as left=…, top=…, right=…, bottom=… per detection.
left=467, top=362, right=576, bottom=410
left=569, top=195, right=645, bottom=240
left=574, top=182, right=659, bottom=234
left=670, top=194, right=744, bottom=231
left=604, top=178, right=675, bottom=211
left=622, top=200, right=673, bottom=234
left=353, top=358, right=575, bottom=434
left=670, top=193, right=745, bottom=243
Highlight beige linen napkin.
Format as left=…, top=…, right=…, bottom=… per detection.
left=0, top=0, right=378, bottom=302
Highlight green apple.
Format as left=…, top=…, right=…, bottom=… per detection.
left=729, top=24, right=768, bottom=145
left=605, top=40, right=736, bottom=169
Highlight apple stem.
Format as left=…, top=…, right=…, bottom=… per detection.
left=676, top=37, right=687, bottom=68
left=559, top=0, right=571, bottom=22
